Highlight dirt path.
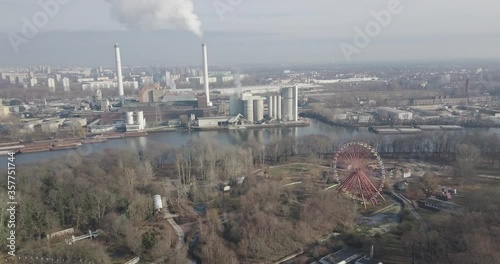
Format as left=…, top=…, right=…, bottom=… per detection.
left=392, top=192, right=427, bottom=232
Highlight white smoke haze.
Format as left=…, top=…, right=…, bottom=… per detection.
left=233, top=70, right=242, bottom=94
left=106, top=0, right=203, bottom=37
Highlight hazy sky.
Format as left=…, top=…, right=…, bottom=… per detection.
left=1, top=0, right=499, bottom=66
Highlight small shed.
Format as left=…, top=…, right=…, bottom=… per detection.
left=402, top=168, right=412, bottom=178
left=153, top=195, right=163, bottom=212
left=419, top=198, right=459, bottom=212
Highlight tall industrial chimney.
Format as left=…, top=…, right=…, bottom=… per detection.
left=202, top=44, right=211, bottom=106
left=114, top=43, right=125, bottom=106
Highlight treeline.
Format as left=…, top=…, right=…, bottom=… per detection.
left=244, top=131, right=500, bottom=168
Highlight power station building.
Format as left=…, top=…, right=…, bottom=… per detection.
left=375, top=107, right=413, bottom=121
left=123, top=111, right=146, bottom=131
left=100, top=107, right=209, bottom=126
left=280, top=86, right=299, bottom=121
left=229, top=86, right=299, bottom=123
left=267, top=94, right=282, bottom=120
left=229, top=92, right=265, bottom=122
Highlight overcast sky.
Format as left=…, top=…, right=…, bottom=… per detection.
left=1, top=0, right=499, bottom=66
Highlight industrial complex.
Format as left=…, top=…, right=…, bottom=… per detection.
left=0, top=42, right=313, bottom=149
left=2, top=2, right=500, bottom=264
left=84, top=43, right=307, bottom=132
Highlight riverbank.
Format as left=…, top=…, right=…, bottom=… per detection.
left=1, top=120, right=310, bottom=155
left=145, top=126, right=180, bottom=133
left=369, top=125, right=464, bottom=134
left=0, top=131, right=149, bottom=155
left=193, top=120, right=310, bottom=131
left=5, top=120, right=499, bottom=166
left=301, top=111, right=500, bottom=130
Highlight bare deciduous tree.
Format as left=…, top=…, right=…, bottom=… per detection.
left=418, top=172, right=440, bottom=198
left=454, top=143, right=481, bottom=185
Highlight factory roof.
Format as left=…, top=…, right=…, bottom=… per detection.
left=319, top=249, right=361, bottom=264
left=355, top=257, right=383, bottom=264
left=198, top=116, right=230, bottom=121
left=421, top=198, right=460, bottom=211
left=376, top=107, right=412, bottom=114
left=162, top=95, right=197, bottom=102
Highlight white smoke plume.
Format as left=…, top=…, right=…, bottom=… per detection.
left=233, top=71, right=242, bottom=95
left=106, top=0, right=203, bottom=37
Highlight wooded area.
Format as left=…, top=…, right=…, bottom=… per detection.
left=0, top=131, right=499, bottom=263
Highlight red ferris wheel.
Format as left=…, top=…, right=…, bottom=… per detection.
left=332, top=142, right=386, bottom=209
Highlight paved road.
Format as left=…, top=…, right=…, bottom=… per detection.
left=163, top=197, right=185, bottom=252
left=477, top=174, right=500, bottom=180
left=151, top=199, right=186, bottom=264
left=167, top=217, right=185, bottom=251
left=392, top=192, right=427, bottom=232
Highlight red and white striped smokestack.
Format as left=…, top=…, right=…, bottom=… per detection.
left=114, top=43, right=125, bottom=105
left=202, top=43, right=211, bottom=106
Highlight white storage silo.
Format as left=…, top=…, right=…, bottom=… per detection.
left=267, top=96, right=274, bottom=118
left=240, top=91, right=252, bottom=100
left=126, top=112, right=134, bottom=125
left=244, top=99, right=254, bottom=122
left=286, top=88, right=294, bottom=121
left=153, top=195, right=163, bottom=212
left=281, top=96, right=287, bottom=120
left=276, top=95, right=282, bottom=120
left=281, top=87, right=293, bottom=121
left=253, top=99, right=264, bottom=121
left=292, top=85, right=298, bottom=121
left=137, top=111, right=145, bottom=130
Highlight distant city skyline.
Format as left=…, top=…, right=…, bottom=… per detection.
left=1, top=0, right=499, bottom=66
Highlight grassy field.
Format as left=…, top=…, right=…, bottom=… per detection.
left=268, top=163, right=329, bottom=185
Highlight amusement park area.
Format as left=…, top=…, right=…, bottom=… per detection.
left=2, top=132, right=500, bottom=264
left=253, top=140, right=500, bottom=264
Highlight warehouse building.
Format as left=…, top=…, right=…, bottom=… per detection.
left=197, top=117, right=231, bottom=128
left=375, top=107, right=413, bottom=121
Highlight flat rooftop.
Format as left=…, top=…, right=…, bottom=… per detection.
left=198, top=116, right=232, bottom=120
left=376, top=107, right=412, bottom=114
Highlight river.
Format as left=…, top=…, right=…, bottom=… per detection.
left=5, top=120, right=500, bottom=166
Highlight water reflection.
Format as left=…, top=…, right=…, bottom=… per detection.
left=8, top=119, right=500, bottom=165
